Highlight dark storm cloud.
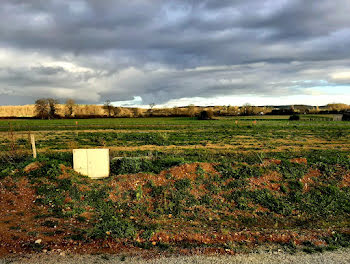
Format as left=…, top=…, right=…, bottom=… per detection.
left=0, top=0, right=350, bottom=105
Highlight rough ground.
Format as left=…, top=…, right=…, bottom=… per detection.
left=1, top=249, right=350, bottom=264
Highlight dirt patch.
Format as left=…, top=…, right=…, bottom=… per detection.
left=248, top=171, right=282, bottom=191
left=340, top=173, right=350, bottom=188
left=110, top=163, right=218, bottom=197
left=300, top=169, right=321, bottom=192
left=290, top=158, right=307, bottom=165
left=260, top=159, right=282, bottom=167
left=0, top=177, right=43, bottom=255
left=161, top=163, right=218, bottom=181
left=23, top=162, right=42, bottom=173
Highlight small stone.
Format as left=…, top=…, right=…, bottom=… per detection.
left=35, top=239, right=42, bottom=244
left=42, top=249, right=47, bottom=253
left=60, top=252, right=66, bottom=256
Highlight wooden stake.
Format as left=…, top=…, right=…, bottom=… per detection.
left=30, top=134, right=37, bottom=159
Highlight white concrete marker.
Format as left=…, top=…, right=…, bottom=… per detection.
left=73, top=149, right=110, bottom=179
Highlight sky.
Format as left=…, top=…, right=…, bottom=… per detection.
left=0, top=0, right=350, bottom=107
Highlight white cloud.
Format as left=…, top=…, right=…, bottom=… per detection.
left=331, top=72, right=350, bottom=80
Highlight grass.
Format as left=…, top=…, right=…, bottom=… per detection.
left=0, top=116, right=350, bottom=255
left=1, top=122, right=349, bottom=156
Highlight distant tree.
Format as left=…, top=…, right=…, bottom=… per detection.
left=149, top=103, right=155, bottom=110
left=198, top=110, right=214, bottom=120
left=187, top=104, right=196, bottom=117
left=172, top=107, right=181, bottom=116
left=35, top=98, right=49, bottom=119
left=289, top=114, right=300, bottom=121
left=132, top=108, right=143, bottom=118
left=34, top=98, right=59, bottom=119
left=242, top=103, right=252, bottom=115
left=241, top=103, right=260, bottom=116
left=227, top=105, right=239, bottom=116
left=65, top=99, right=76, bottom=117
left=47, top=98, right=59, bottom=119
left=148, top=103, right=156, bottom=116
left=113, top=106, right=122, bottom=117
left=103, top=100, right=113, bottom=117
left=327, top=103, right=350, bottom=112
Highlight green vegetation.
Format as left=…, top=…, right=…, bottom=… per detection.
left=1, top=116, right=349, bottom=154
left=1, top=149, right=350, bottom=251
left=0, top=116, right=349, bottom=255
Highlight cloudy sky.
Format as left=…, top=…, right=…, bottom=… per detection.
left=0, top=0, right=350, bottom=107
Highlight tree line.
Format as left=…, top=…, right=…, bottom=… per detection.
left=34, top=98, right=350, bottom=119
left=35, top=98, right=76, bottom=119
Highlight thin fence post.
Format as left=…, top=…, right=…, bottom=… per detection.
left=30, top=134, right=37, bottom=159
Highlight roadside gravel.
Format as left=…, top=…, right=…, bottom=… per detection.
left=1, top=249, right=350, bottom=264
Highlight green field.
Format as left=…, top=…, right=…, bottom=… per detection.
left=1, top=116, right=349, bottom=154
left=0, top=116, right=350, bottom=256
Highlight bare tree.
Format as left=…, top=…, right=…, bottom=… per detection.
left=187, top=104, right=196, bottom=117
left=103, top=100, right=113, bottom=117
left=172, top=106, right=180, bottom=116
left=242, top=103, right=254, bottom=116
left=149, top=103, right=155, bottom=110
left=148, top=103, right=156, bottom=116
left=65, top=99, right=76, bottom=117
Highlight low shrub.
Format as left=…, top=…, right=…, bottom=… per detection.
left=198, top=110, right=214, bottom=120
left=110, top=156, right=184, bottom=175
left=289, top=114, right=300, bottom=121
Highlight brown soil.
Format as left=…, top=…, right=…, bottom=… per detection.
left=0, top=176, right=93, bottom=256
left=340, top=173, right=350, bottom=187
left=300, top=169, right=321, bottom=192
left=162, top=163, right=218, bottom=181
left=23, top=162, right=42, bottom=173
left=290, top=158, right=307, bottom=165
left=248, top=171, right=282, bottom=191
left=0, top=162, right=349, bottom=257
left=0, top=177, right=43, bottom=255
left=109, top=163, right=218, bottom=202
left=260, top=159, right=282, bottom=167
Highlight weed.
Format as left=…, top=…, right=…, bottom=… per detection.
left=89, top=215, right=135, bottom=239
left=277, top=161, right=307, bottom=180
left=41, top=220, right=58, bottom=228
left=324, top=232, right=350, bottom=249
left=174, top=178, right=191, bottom=192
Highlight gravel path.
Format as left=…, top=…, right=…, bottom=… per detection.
left=2, top=249, right=350, bottom=264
